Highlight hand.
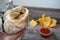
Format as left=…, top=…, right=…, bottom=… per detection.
left=0, top=28, right=27, bottom=40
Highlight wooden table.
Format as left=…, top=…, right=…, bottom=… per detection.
left=21, top=6, right=60, bottom=40
left=0, top=6, right=60, bottom=40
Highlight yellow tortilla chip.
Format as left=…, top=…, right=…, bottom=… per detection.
left=30, top=19, right=37, bottom=28
left=38, top=16, right=51, bottom=27
left=49, top=19, right=57, bottom=27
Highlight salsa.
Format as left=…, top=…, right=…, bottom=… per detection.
left=40, top=27, right=51, bottom=38
left=40, top=27, right=50, bottom=34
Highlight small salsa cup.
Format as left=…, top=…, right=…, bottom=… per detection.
left=39, top=27, right=52, bottom=38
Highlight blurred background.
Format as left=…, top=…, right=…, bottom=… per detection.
left=0, top=0, right=60, bottom=11
left=12, top=0, right=60, bottom=9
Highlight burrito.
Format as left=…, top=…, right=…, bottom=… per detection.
left=3, top=6, right=29, bottom=34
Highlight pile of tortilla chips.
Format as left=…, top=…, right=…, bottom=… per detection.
left=38, top=14, right=57, bottom=27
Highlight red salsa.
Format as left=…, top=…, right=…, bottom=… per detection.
left=40, top=27, right=51, bottom=38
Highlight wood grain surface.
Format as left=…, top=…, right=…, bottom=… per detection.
left=0, top=6, right=60, bottom=40
left=22, top=6, right=60, bottom=40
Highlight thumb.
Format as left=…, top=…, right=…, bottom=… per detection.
left=10, top=28, right=27, bottom=39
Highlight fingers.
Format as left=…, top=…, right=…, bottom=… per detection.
left=0, top=32, right=6, bottom=36
left=10, top=28, right=28, bottom=39
left=16, top=28, right=27, bottom=37
left=0, top=28, right=28, bottom=40
left=0, top=32, right=7, bottom=40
